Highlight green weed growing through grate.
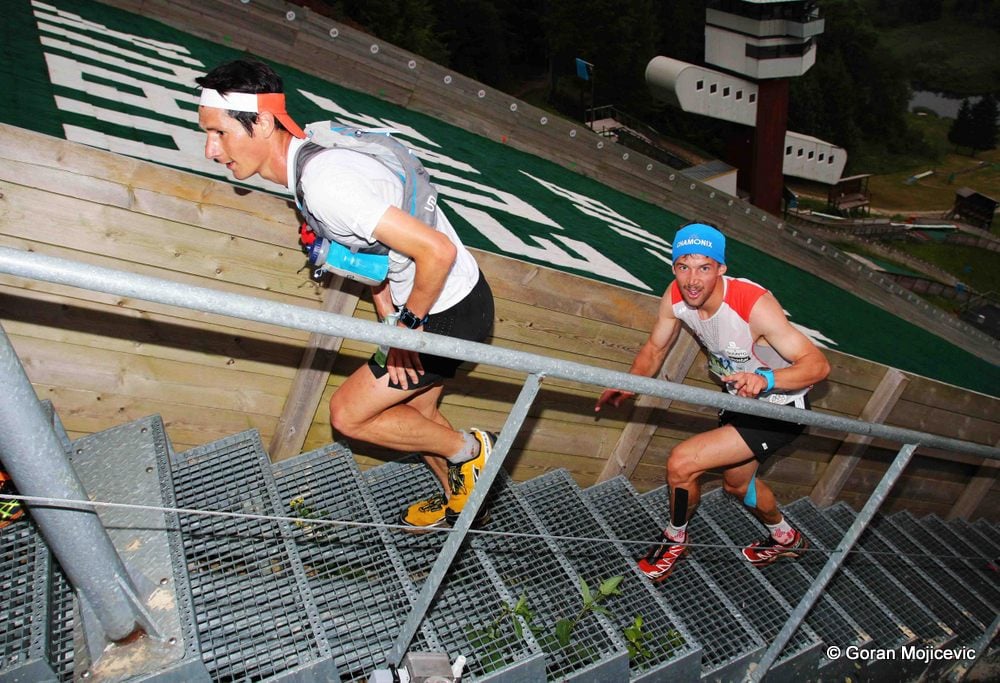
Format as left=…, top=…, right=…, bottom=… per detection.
left=288, top=496, right=329, bottom=541
left=469, top=574, right=683, bottom=668
left=553, top=575, right=624, bottom=648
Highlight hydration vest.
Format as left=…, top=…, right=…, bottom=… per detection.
left=295, top=122, right=440, bottom=256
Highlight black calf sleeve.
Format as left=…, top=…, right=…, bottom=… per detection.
left=671, top=488, right=689, bottom=527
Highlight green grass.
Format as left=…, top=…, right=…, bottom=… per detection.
left=891, top=241, right=1000, bottom=294
left=863, top=113, right=1000, bottom=213
left=791, top=112, right=1000, bottom=215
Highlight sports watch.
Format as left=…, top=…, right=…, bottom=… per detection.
left=754, top=367, right=775, bottom=392
left=398, top=306, right=428, bottom=329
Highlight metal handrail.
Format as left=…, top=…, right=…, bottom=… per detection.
left=0, top=247, right=994, bottom=460
left=0, top=245, right=997, bottom=678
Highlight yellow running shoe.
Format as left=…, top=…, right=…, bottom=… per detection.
left=445, top=429, right=495, bottom=526
left=400, top=491, right=449, bottom=531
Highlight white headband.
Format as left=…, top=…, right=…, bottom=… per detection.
left=199, top=88, right=261, bottom=112
left=198, top=88, right=306, bottom=138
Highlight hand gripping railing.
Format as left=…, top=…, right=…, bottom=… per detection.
left=0, top=246, right=997, bottom=676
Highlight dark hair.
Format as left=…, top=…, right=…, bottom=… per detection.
left=195, top=60, right=288, bottom=136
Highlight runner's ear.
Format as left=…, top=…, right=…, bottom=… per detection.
left=256, top=110, right=277, bottom=137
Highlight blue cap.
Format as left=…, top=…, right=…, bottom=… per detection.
left=671, top=223, right=726, bottom=265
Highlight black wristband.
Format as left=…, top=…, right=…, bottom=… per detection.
left=398, top=306, right=428, bottom=329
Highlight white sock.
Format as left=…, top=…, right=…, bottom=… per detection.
left=766, top=518, right=795, bottom=544
left=445, top=431, right=480, bottom=465
left=665, top=523, right=687, bottom=543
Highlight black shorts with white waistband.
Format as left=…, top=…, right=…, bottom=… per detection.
left=719, top=394, right=810, bottom=461
left=368, top=271, right=494, bottom=390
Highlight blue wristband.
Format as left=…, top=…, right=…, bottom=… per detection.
left=754, top=367, right=775, bottom=392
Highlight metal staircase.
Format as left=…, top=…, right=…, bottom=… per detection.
left=3, top=412, right=998, bottom=682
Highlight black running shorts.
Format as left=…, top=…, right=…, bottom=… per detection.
left=368, top=271, right=494, bottom=390
left=719, top=395, right=810, bottom=461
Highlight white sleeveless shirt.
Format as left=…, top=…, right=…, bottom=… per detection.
left=670, top=276, right=810, bottom=406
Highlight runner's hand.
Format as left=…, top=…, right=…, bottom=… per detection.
left=722, top=371, right=766, bottom=398
left=595, top=388, right=635, bottom=412
left=386, top=347, right=424, bottom=389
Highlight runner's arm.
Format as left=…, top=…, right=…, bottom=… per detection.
left=372, top=205, right=456, bottom=321
left=596, top=293, right=682, bottom=411
left=723, top=292, right=830, bottom=397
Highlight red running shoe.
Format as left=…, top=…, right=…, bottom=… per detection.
left=743, top=530, right=809, bottom=567
left=637, top=533, right=689, bottom=582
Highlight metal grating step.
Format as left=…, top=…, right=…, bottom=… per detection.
left=409, top=464, right=635, bottom=682
left=48, top=562, right=75, bottom=682
left=518, top=470, right=702, bottom=681
left=883, top=512, right=1000, bottom=613
left=826, top=503, right=985, bottom=646
left=950, top=518, right=1000, bottom=560
left=972, top=519, right=1000, bottom=550
left=476, top=472, right=629, bottom=682
left=918, top=514, right=1000, bottom=607
left=69, top=416, right=209, bottom=680
left=784, top=499, right=951, bottom=650
left=781, top=500, right=929, bottom=681
left=640, top=485, right=824, bottom=681
left=363, top=459, right=550, bottom=681
left=272, top=446, right=442, bottom=682
left=783, top=501, right=911, bottom=649
left=1, top=404, right=85, bottom=683
left=699, top=492, right=868, bottom=678
left=0, top=517, right=59, bottom=682
left=584, top=476, right=765, bottom=681
left=170, top=430, right=334, bottom=682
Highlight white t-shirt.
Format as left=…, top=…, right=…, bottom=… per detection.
left=286, top=137, right=479, bottom=313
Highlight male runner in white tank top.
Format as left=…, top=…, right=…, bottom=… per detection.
left=196, top=60, right=496, bottom=532
left=596, top=223, right=830, bottom=581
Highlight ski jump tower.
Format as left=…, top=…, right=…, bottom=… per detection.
left=647, top=0, right=845, bottom=214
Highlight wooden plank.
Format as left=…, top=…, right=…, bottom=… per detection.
left=473, top=250, right=659, bottom=330
left=269, top=276, right=362, bottom=461
left=887, top=397, right=999, bottom=446
left=1, top=183, right=312, bottom=299
left=597, top=330, right=701, bottom=482
left=36, top=385, right=278, bottom=453
left=494, top=297, right=645, bottom=365
left=811, top=368, right=909, bottom=506
left=0, top=287, right=304, bottom=377
left=10, top=334, right=290, bottom=417
left=947, top=441, right=1000, bottom=520
left=900, top=373, right=1000, bottom=423
left=839, top=450, right=979, bottom=511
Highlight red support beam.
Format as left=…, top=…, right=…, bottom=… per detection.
left=749, top=78, right=790, bottom=215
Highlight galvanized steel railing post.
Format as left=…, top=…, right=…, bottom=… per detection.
left=0, top=322, right=146, bottom=643
left=387, top=372, right=544, bottom=667
left=748, top=443, right=919, bottom=682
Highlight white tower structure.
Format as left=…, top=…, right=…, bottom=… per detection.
left=646, top=0, right=842, bottom=213
left=705, top=0, right=824, bottom=79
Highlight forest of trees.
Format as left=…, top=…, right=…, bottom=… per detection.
left=949, top=95, right=1000, bottom=154
left=313, top=0, right=999, bottom=171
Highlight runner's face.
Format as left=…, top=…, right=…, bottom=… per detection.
left=199, top=106, right=267, bottom=181
left=672, top=254, right=726, bottom=308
